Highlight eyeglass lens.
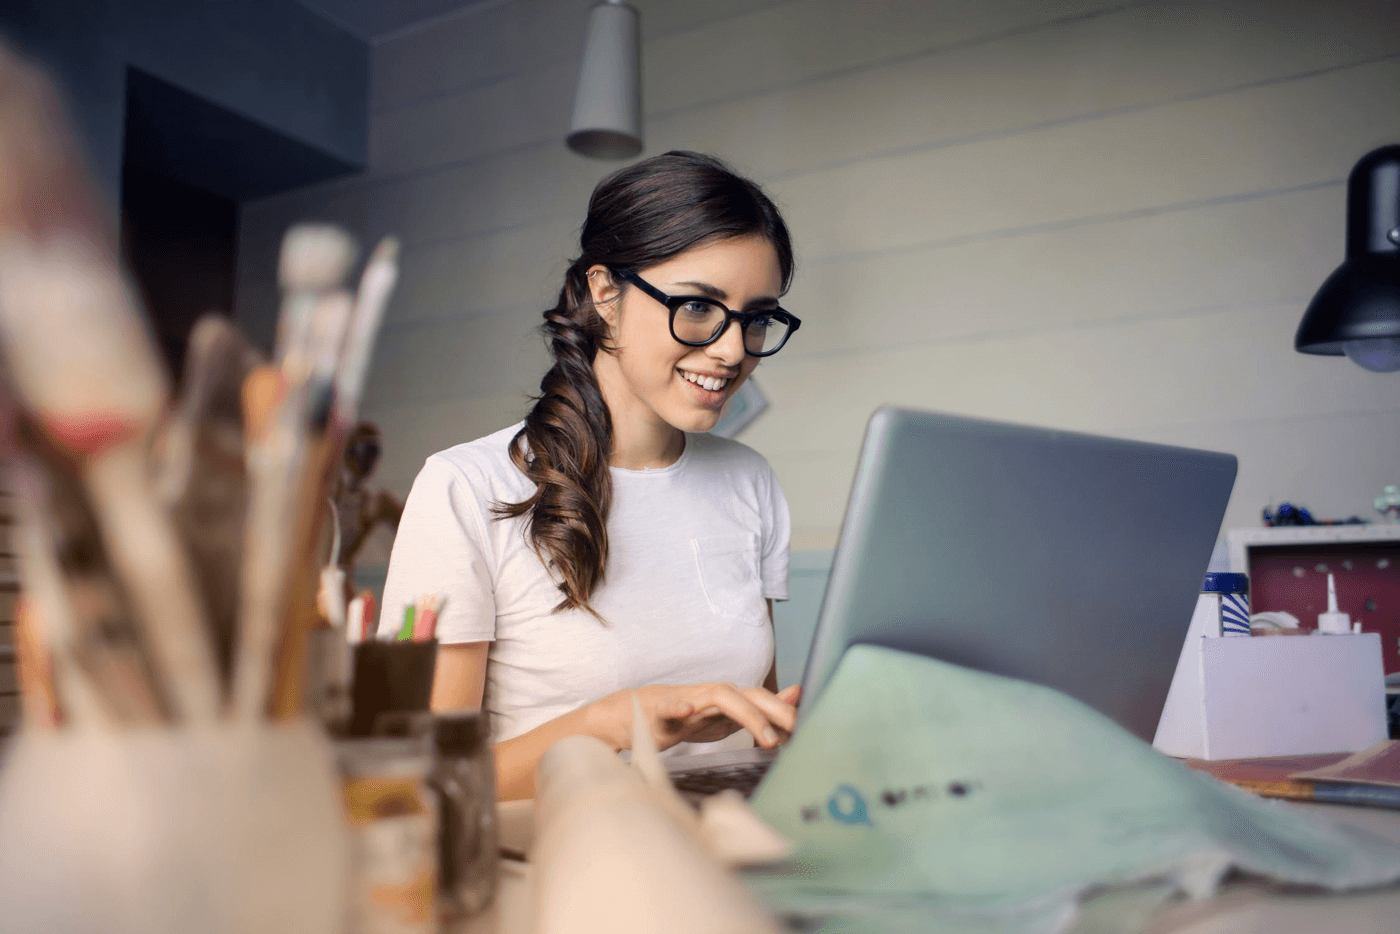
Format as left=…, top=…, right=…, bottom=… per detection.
left=673, top=301, right=790, bottom=355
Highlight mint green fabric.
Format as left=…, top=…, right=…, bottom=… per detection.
left=746, top=645, right=1400, bottom=933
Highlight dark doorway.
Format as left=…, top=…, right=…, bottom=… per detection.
left=120, top=163, right=238, bottom=378
left=118, top=66, right=362, bottom=376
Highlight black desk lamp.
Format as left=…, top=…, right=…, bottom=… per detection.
left=1295, top=145, right=1400, bottom=372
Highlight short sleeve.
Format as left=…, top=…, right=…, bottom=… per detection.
left=378, top=456, right=497, bottom=643
left=759, top=463, right=791, bottom=601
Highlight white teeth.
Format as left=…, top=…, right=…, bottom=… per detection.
left=681, top=370, right=729, bottom=392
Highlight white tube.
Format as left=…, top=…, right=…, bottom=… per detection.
left=532, top=736, right=779, bottom=934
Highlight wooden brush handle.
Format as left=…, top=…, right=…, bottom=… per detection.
left=267, top=433, right=342, bottom=719
left=13, top=598, right=60, bottom=729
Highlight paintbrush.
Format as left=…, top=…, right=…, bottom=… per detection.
left=263, top=418, right=346, bottom=718
left=153, top=315, right=264, bottom=693
left=265, top=237, right=400, bottom=718
left=12, top=597, right=62, bottom=730
left=333, top=238, right=399, bottom=428
left=0, top=207, right=219, bottom=730
left=10, top=464, right=112, bottom=728
left=233, top=225, right=356, bottom=721
left=9, top=451, right=168, bottom=726
left=0, top=50, right=218, bottom=723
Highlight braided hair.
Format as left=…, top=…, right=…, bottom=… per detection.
left=493, top=151, right=794, bottom=617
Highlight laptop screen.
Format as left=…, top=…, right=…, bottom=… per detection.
left=798, top=407, right=1236, bottom=741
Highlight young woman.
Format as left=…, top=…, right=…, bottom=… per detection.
left=379, top=151, right=803, bottom=799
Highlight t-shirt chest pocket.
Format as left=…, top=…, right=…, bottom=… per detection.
left=690, top=533, right=767, bottom=625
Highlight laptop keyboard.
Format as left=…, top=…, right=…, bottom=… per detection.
left=669, top=760, right=773, bottom=798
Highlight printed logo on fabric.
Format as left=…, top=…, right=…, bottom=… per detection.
left=797, top=778, right=984, bottom=828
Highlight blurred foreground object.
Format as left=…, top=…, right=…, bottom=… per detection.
left=0, top=43, right=399, bottom=728
left=533, top=734, right=782, bottom=934
left=0, top=43, right=399, bottom=934
left=527, top=698, right=788, bottom=934
left=432, top=712, right=499, bottom=921
left=153, top=316, right=265, bottom=688
left=0, top=721, right=349, bottom=934
left=338, top=734, right=439, bottom=934
left=0, top=43, right=216, bottom=723
left=1296, top=145, right=1400, bottom=372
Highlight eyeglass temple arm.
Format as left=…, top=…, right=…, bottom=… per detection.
left=614, top=269, right=671, bottom=305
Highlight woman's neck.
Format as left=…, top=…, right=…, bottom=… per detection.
left=609, top=416, right=685, bottom=470
left=596, top=357, right=686, bottom=470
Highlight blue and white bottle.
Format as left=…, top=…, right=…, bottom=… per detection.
left=1202, top=572, right=1250, bottom=637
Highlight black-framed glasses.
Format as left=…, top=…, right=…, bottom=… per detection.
left=612, top=268, right=801, bottom=357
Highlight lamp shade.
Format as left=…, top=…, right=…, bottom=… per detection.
left=566, top=1, right=642, bottom=160
left=1295, top=145, right=1400, bottom=371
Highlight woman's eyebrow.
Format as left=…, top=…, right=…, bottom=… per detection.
left=674, top=280, right=728, bottom=300
left=674, top=280, right=780, bottom=308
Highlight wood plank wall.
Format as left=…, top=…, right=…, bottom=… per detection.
left=236, top=0, right=1400, bottom=555
left=0, top=490, right=18, bottom=733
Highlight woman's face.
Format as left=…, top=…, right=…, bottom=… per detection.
left=590, top=235, right=783, bottom=435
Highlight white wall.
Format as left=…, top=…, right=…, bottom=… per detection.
left=237, top=0, right=1400, bottom=555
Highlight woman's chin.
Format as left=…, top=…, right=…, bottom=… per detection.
left=663, top=403, right=725, bottom=434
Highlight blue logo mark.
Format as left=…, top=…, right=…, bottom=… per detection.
left=826, top=784, right=871, bottom=826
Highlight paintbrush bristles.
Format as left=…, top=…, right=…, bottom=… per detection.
left=278, top=225, right=358, bottom=292
left=0, top=237, right=167, bottom=435
left=0, top=52, right=111, bottom=248
left=333, top=237, right=399, bottom=427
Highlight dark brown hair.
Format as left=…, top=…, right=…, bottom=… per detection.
left=494, top=151, right=794, bottom=616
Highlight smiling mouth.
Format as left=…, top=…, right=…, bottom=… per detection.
left=679, top=369, right=732, bottom=393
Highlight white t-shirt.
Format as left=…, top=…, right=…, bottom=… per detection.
left=379, top=423, right=791, bottom=749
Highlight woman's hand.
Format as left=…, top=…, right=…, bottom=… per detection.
left=585, top=682, right=802, bottom=752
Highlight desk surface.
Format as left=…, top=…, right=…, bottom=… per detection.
left=468, top=800, right=1400, bottom=934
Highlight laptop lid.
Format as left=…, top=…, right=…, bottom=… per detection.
left=798, top=407, right=1237, bottom=742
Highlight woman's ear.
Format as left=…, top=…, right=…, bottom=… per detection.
left=586, top=265, right=621, bottom=326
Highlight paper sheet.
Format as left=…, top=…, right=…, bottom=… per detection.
left=1294, top=741, right=1400, bottom=788
left=745, top=645, right=1400, bottom=933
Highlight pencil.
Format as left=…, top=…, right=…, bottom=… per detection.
left=360, top=590, right=377, bottom=642
left=346, top=595, right=366, bottom=645
left=1225, top=778, right=1400, bottom=810
left=413, top=594, right=440, bottom=641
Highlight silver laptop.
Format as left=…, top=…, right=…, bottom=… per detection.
left=667, top=406, right=1237, bottom=797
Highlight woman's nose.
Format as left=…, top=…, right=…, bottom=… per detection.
left=706, top=319, right=747, bottom=365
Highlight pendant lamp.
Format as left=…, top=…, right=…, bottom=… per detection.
left=566, top=0, right=643, bottom=160
left=1295, top=145, right=1400, bottom=372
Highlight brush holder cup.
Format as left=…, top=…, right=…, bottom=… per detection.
left=0, top=720, right=349, bottom=934
left=348, top=639, right=438, bottom=737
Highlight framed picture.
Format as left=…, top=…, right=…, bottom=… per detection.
left=711, top=378, right=769, bottom=439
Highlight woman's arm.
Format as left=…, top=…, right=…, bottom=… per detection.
left=430, top=641, right=489, bottom=712
left=429, top=642, right=599, bottom=799
left=764, top=599, right=778, bottom=693
left=430, top=642, right=578, bottom=799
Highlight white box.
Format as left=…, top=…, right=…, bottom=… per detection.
left=1154, top=631, right=1387, bottom=760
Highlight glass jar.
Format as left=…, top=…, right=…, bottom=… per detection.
left=431, top=712, right=499, bottom=924
left=337, top=735, right=438, bottom=934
